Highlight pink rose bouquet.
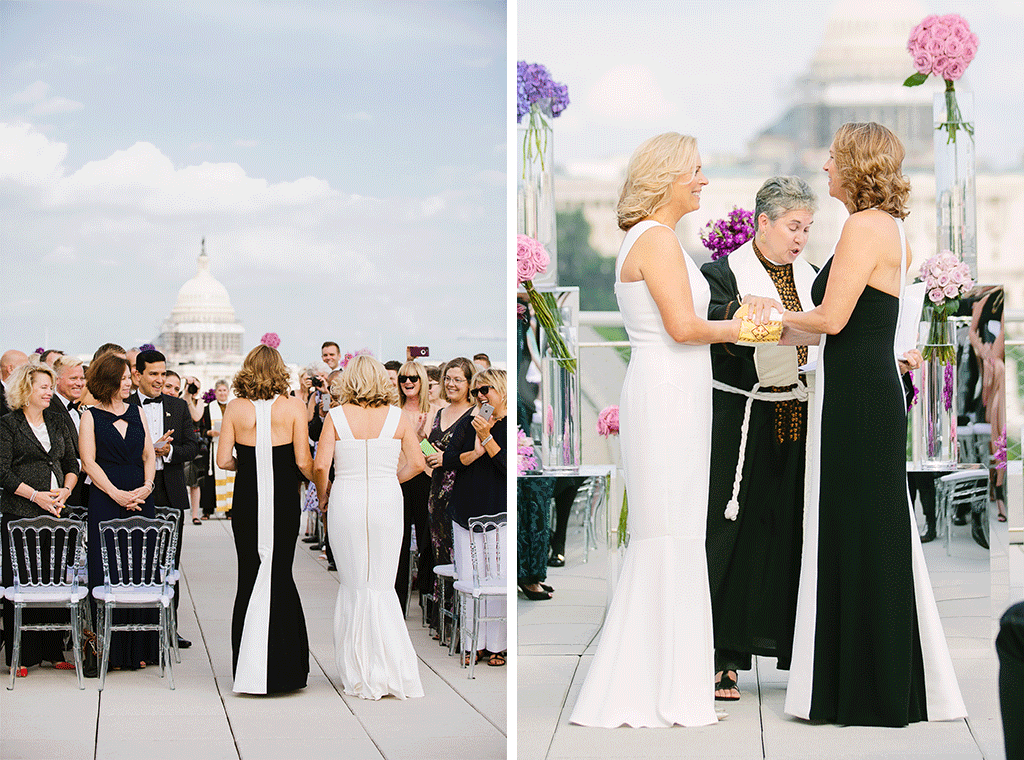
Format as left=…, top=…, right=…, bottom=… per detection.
left=904, top=14, right=978, bottom=144
left=517, top=428, right=539, bottom=475
left=596, top=405, right=620, bottom=437
left=259, top=332, right=280, bottom=349
left=518, top=234, right=576, bottom=373
left=918, top=249, right=973, bottom=361
left=340, top=348, right=373, bottom=369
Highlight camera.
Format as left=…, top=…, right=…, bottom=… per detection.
left=187, top=381, right=199, bottom=395
left=310, top=377, right=323, bottom=389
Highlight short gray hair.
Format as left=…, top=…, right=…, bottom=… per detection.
left=305, top=360, right=330, bottom=377
left=754, top=176, right=817, bottom=228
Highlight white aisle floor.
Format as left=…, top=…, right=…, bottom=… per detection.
left=1, top=515, right=506, bottom=760
left=519, top=508, right=1016, bottom=760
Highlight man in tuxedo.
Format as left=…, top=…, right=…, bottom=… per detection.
left=48, top=355, right=89, bottom=506
left=129, top=349, right=200, bottom=649
left=1, top=349, right=29, bottom=417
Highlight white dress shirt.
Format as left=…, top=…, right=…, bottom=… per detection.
left=138, top=392, right=172, bottom=470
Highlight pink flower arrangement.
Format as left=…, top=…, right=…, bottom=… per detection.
left=517, top=234, right=550, bottom=286
left=340, top=348, right=373, bottom=369
left=517, top=428, right=539, bottom=475
left=919, top=250, right=972, bottom=362
left=596, top=405, right=620, bottom=438
left=260, top=332, right=280, bottom=349
left=906, top=14, right=978, bottom=82
left=994, top=429, right=1008, bottom=471
left=904, top=14, right=978, bottom=144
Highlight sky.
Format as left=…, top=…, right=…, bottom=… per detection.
left=0, top=0, right=506, bottom=367
left=518, top=0, right=1024, bottom=177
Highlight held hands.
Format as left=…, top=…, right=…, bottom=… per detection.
left=740, top=295, right=784, bottom=325
left=32, top=489, right=63, bottom=516
left=113, top=488, right=146, bottom=511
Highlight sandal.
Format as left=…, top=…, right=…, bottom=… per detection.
left=463, top=649, right=487, bottom=666
left=540, top=583, right=554, bottom=593
left=715, top=670, right=740, bottom=701
left=192, top=518, right=203, bottom=525
left=488, top=651, right=506, bottom=667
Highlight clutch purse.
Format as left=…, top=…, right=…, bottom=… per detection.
left=735, top=303, right=783, bottom=346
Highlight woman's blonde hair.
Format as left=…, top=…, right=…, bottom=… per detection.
left=832, top=122, right=910, bottom=219
left=232, top=344, right=291, bottom=401
left=6, top=363, right=56, bottom=411
left=617, top=133, right=699, bottom=231
left=397, top=361, right=430, bottom=414
left=331, top=355, right=399, bottom=408
left=470, top=367, right=507, bottom=407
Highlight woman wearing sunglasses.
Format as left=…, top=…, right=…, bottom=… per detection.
left=395, top=361, right=433, bottom=615
left=443, top=368, right=507, bottom=667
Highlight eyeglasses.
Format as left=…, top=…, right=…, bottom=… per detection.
left=398, top=375, right=420, bottom=384
left=471, top=386, right=492, bottom=397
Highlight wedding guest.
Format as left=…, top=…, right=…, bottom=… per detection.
left=181, top=376, right=208, bottom=525
left=80, top=353, right=160, bottom=671
left=78, top=344, right=127, bottom=409
left=426, top=365, right=445, bottom=411
left=128, top=350, right=200, bottom=647
left=321, top=341, right=341, bottom=371
left=701, top=176, right=818, bottom=701
left=444, top=368, right=507, bottom=667
left=423, top=357, right=477, bottom=633
left=968, top=288, right=1006, bottom=522
left=49, top=355, right=88, bottom=506
left=781, top=122, right=966, bottom=726
left=1, top=362, right=79, bottom=673
left=472, top=353, right=491, bottom=370
left=1, top=349, right=30, bottom=417
left=41, top=350, right=64, bottom=367
left=395, top=360, right=433, bottom=615
left=384, top=360, right=402, bottom=388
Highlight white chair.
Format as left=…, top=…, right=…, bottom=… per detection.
left=93, top=516, right=175, bottom=690
left=453, top=513, right=507, bottom=679
left=5, top=516, right=89, bottom=690
left=432, top=562, right=459, bottom=654
left=936, top=469, right=989, bottom=555
left=153, top=505, right=183, bottom=663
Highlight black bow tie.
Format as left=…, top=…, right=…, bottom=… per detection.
left=142, top=396, right=162, bottom=405
left=67, top=400, right=80, bottom=411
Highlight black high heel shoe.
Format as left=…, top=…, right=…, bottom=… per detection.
left=519, top=583, right=552, bottom=600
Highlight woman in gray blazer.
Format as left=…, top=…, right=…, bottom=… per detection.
left=0, top=362, right=79, bottom=672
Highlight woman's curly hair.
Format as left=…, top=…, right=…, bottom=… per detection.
left=232, top=344, right=291, bottom=400
left=616, top=133, right=699, bottom=231
left=832, top=122, right=911, bottom=219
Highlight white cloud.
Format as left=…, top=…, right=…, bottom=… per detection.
left=42, top=245, right=77, bottom=266
left=235, top=139, right=259, bottom=147
left=589, top=65, right=677, bottom=122
left=190, top=142, right=214, bottom=151
left=0, top=122, right=68, bottom=187
left=11, top=81, right=84, bottom=115
left=11, top=81, right=50, bottom=103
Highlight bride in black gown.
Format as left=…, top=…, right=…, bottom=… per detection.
left=780, top=122, right=966, bottom=727
left=218, top=344, right=314, bottom=694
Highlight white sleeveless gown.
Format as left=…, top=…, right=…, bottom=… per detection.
left=571, top=220, right=718, bottom=727
left=327, top=405, right=424, bottom=700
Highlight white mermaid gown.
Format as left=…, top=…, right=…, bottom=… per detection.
left=571, top=220, right=718, bottom=728
left=327, top=405, right=424, bottom=700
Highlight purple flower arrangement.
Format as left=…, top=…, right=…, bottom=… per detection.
left=904, top=14, right=978, bottom=144
left=517, top=61, right=569, bottom=123
left=139, top=343, right=156, bottom=352
left=943, top=361, right=955, bottom=412
left=202, top=388, right=217, bottom=403
left=994, top=430, right=1008, bottom=471
left=340, top=348, right=373, bottom=369
left=700, top=207, right=754, bottom=261
left=517, top=61, right=569, bottom=173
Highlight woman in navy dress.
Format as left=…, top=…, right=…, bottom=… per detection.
left=80, top=352, right=160, bottom=671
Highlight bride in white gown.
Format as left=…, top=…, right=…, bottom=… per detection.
left=571, top=133, right=777, bottom=728
left=313, top=355, right=426, bottom=700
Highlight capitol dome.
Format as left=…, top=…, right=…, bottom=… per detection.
left=157, top=240, right=244, bottom=360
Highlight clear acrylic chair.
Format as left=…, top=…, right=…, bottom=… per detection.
left=453, top=513, right=507, bottom=679
left=936, top=469, right=989, bottom=555
left=5, top=516, right=89, bottom=690
left=153, top=505, right=182, bottom=663
left=92, top=516, right=175, bottom=690
left=432, top=562, right=459, bottom=654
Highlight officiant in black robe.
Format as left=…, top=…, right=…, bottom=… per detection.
left=700, top=177, right=818, bottom=700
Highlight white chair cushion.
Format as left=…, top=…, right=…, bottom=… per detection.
left=92, top=587, right=173, bottom=606
left=453, top=580, right=506, bottom=597
left=433, top=564, right=457, bottom=579
left=5, top=587, right=89, bottom=604
left=939, top=469, right=988, bottom=483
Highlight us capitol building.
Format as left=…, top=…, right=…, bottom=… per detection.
left=153, top=240, right=246, bottom=394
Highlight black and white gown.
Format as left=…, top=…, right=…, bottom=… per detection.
left=231, top=397, right=309, bottom=694
left=784, top=214, right=966, bottom=726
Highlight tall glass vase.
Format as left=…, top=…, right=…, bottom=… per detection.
left=934, top=87, right=976, bottom=281
left=913, top=314, right=957, bottom=469
left=518, top=101, right=557, bottom=287
left=538, top=287, right=580, bottom=472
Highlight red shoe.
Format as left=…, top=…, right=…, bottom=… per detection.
left=16, top=667, right=27, bottom=677
left=55, top=661, right=75, bottom=670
